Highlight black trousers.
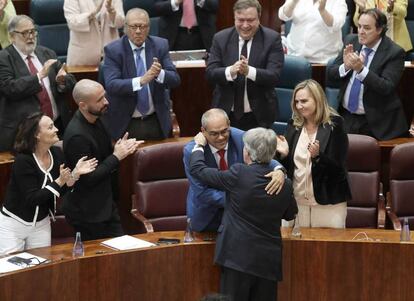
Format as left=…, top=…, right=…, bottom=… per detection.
left=173, top=27, right=204, bottom=50
left=67, top=204, right=124, bottom=241
left=229, top=112, right=260, bottom=131
left=220, top=266, right=278, bottom=301
left=339, top=106, right=375, bottom=138
left=126, top=113, right=164, bottom=140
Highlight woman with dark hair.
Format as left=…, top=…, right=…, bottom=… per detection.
left=0, top=112, right=97, bottom=254
left=278, top=79, right=352, bottom=228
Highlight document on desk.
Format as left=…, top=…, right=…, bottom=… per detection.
left=0, top=252, right=47, bottom=274
left=101, top=235, right=155, bottom=251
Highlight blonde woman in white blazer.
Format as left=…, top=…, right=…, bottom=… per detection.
left=64, top=0, right=125, bottom=66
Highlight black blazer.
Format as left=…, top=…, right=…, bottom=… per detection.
left=190, top=150, right=297, bottom=281
left=206, top=25, right=284, bottom=128
left=327, top=34, right=408, bottom=140
left=62, top=111, right=120, bottom=223
left=154, top=0, right=219, bottom=51
left=283, top=116, right=352, bottom=205
left=0, top=45, right=76, bottom=151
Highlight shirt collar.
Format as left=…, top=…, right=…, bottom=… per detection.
left=13, top=44, right=36, bottom=61
left=362, top=38, right=382, bottom=54
left=208, top=143, right=229, bottom=155
left=128, top=39, right=146, bottom=52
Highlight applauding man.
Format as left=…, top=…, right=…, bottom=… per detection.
left=63, top=79, right=144, bottom=241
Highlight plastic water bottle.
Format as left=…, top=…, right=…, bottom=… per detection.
left=291, top=214, right=302, bottom=238
left=72, top=232, right=85, bottom=257
left=400, top=218, right=411, bottom=242
left=183, top=218, right=195, bottom=243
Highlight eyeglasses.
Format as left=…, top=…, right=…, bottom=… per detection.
left=13, top=29, right=38, bottom=39
left=126, top=24, right=149, bottom=31
left=206, top=128, right=230, bottom=138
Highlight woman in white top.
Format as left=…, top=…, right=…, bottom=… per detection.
left=278, top=80, right=351, bottom=228
left=0, top=112, right=97, bottom=254
left=64, top=0, right=125, bottom=66
left=278, top=0, right=348, bottom=63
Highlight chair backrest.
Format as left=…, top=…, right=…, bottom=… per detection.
left=272, top=55, right=312, bottom=134
left=325, top=57, right=341, bottom=110
left=346, top=134, right=381, bottom=228
left=123, top=0, right=159, bottom=36
left=30, top=0, right=69, bottom=62
left=405, top=0, right=414, bottom=59
left=132, top=141, right=188, bottom=232
left=389, top=142, right=414, bottom=228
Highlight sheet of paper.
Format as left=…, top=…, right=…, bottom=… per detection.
left=0, top=252, right=48, bottom=274
left=101, top=235, right=155, bottom=251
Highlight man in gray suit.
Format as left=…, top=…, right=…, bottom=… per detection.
left=190, top=127, right=297, bottom=301
left=0, top=15, right=76, bottom=151
left=328, top=8, right=408, bottom=140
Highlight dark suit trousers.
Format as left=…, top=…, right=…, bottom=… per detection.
left=220, top=266, right=278, bottom=301
left=173, top=27, right=204, bottom=50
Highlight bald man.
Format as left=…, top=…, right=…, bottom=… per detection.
left=62, top=79, right=143, bottom=241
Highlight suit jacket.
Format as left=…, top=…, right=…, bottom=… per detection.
left=206, top=26, right=284, bottom=128
left=64, top=0, right=125, bottom=66
left=62, top=111, right=120, bottom=223
left=103, top=35, right=181, bottom=139
left=283, top=116, right=352, bottom=205
left=0, top=45, right=76, bottom=151
left=190, top=150, right=297, bottom=281
left=154, top=0, right=219, bottom=51
left=328, top=34, right=408, bottom=140
left=183, top=127, right=244, bottom=232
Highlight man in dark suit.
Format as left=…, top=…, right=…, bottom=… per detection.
left=328, top=8, right=408, bottom=140
left=190, top=127, right=297, bottom=301
left=0, top=15, right=76, bottom=151
left=103, top=8, right=180, bottom=141
left=63, top=79, right=143, bottom=241
left=206, top=0, right=284, bottom=131
left=154, top=0, right=219, bottom=51
left=183, top=108, right=285, bottom=232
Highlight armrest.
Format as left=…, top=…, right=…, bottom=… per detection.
left=131, top=194, right=154, bottom=233
left=170, top=108, right=180, bottom=138
left=377, top=188, right=386, bottom=229
left=386, top=192, right=402, bottom=231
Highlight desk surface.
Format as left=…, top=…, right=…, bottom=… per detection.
left=1, top=228, right=413, bottom=301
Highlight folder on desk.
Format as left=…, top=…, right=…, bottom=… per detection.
left=101, top=235, right=155, bottom=251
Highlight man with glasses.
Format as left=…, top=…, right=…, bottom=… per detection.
left=0, top=15, right=76, bottom=151
left=183, top=108, right=286, bottom=232
left=103, top=8, right=180, bottom=140
left=206, top=0, right=284, bottom=131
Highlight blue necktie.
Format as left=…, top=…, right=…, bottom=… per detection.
left=134, top=47, right=150, bottom=115
left=347, top=47, right=373, bottom=113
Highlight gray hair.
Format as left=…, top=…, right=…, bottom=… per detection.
left=243, top=127, right=277, bottom=163
left=8, top=15, right=34, bottom=33
left=72, top=79, right=103, bottom=105
left=233, top=0, right=262, bottom=17
left=201, top=108, right=230, bottom=129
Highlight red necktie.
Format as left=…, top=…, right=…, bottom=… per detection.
left=182, top=0, right=196, bottom=29
left=26, top=55, right=53, bottom=119
left=217, top=149, right=228, bottom=171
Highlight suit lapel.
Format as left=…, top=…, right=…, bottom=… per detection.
left=204, top=145, right=219, bottom=169
left=227, top=137, right=238, bottom=167
left=248, top=26, right=264, bottom=68
left=228, top=29, right=240, bottom=65
left=8, top=45, right=31, bottom=77
left=123, top=36, right=137, bottom=80
left=315, top=123, right=332, bottom=155
left=368, top=37, right=388, bottom=74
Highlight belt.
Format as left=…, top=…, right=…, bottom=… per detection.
left=178, top=26, right=199, bottom=34
left=133, top=113, right=156, bottom=121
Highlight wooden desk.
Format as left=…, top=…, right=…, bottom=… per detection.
left=1, top=228, right=413, bottom=301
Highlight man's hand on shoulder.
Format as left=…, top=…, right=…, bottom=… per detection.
left=264, top=169, right=285, bottom=195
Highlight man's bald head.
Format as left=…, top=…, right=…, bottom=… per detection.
left=72, top=79, right=104, bottom=105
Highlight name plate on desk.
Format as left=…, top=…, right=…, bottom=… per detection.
left=170, top=49, right=207, bottom=68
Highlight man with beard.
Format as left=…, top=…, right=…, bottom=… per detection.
left=62, top=79, right=143, bottom=241
left=0, top=15, right=76, bottom=151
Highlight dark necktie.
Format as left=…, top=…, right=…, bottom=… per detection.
left=347, top=47, right=373, bottom=113
left=234, top=39, right=248, bottom=120
left=134, top=47, right=150, bottom=115
left=26, top=55, right=53, bottom=118
left=217, top=149, right=228, bottom=170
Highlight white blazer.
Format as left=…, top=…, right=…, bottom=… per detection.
left=64, top=0, right=125, bottom=66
